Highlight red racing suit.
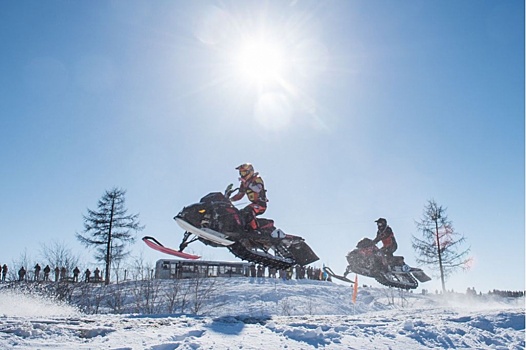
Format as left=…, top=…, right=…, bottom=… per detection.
left=372, top=226, right=398, bottom=257
left=231, top=173, right=267, bottom=230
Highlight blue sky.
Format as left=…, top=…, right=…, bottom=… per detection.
left=0, top=1, right=523, bottom=293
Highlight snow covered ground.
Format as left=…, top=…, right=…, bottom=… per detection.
left=0, top=277, right=524, bottom=349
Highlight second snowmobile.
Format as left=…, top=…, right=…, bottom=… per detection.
left=172, top=185, right=319, bottom=270
left=341, top=238, right=431, bottom=289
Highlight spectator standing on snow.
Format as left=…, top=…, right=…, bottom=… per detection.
left=94, top=267, right=100, bottom=281
left=18, top=267, right=26, bottom=281
left=43, top=265, right=51, bottom=281
left=256, top=264, right=264, bottom=278
left=84, top=268, right=91, bottom=282
left=73, top=267, right=80, bottom=282
left=2, top=264, right=7, bottom=281
left=268, top=267, right=277, bottom=278
left=34, top=263, right=41, bottom=281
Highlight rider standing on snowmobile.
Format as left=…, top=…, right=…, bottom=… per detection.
left=372, top=218, right=398, bottom=262
left=230, top=163, right=268, bottom=231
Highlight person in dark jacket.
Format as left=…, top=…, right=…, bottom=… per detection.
left=84, top=268, right=91, bottom=282
left=43, top=265, right=51, bottom=281
left=73, top=267, right=80, bottom=282
left=18, top=267, right=26, bottom=281
left=372, top=218, right=398, bottom=263
left=34, top=263, right=41, bottom=281
left=2, top=264, right=7, bottom=281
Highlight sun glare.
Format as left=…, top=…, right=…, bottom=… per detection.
left=236, top=40, right=284, bottom=85
left=194, top=4, right=330, bottom=131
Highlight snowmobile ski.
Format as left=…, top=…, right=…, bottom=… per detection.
left=323, top=266, right=354, bottom=283
left=142, top=236, right=200, bottom=259
left=175, top=217, right=235, bottom=246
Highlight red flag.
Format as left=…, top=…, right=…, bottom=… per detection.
left=352, top=274, right=358, bottom=304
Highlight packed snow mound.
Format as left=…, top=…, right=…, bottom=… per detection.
left=67, top=277, right=437, bottom=316
left=0, top=278, right=523, bottom=349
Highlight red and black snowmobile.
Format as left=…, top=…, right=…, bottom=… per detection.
left=144, top=185, right=319, bottom=270
left=324, top=238, right=431, bottom=289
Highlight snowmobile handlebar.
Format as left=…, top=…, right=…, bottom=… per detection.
left=224, top=184, right=239, bottom=199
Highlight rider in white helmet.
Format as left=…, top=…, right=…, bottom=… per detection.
left=230, top=163, right=268, bottom=231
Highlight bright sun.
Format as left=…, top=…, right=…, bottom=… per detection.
left=236, top=40, right=284, bottom=85
left=194, top=4, right=329, bottom=131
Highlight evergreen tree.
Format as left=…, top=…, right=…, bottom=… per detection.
left=76, top=188, right=144, bottom=285
left=412, top=199, right=471, bottom=293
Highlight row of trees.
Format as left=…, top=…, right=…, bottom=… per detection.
left=75, top=188, right=471, bottom=293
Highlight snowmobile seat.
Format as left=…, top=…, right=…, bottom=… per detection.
left=356, top=238, right=375, bottom=248
left=391, top=256, right=405, bottom=266
left=257, top=218, right=275, bottom=231
left=200, top=192, right=228, bottom=203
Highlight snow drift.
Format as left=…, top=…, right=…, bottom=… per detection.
left=0, top=278, right=523, bottom=349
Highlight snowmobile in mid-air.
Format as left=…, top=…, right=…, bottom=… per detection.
left=144, top=185, right=319, bottom=270
left=325, top=238, right=431, bottom=289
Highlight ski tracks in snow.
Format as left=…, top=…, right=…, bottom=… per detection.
left=0, top=308, right=524, bottom=349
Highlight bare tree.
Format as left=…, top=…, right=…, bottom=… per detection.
left=39, top=240, right=80, bottom=276
left=130, top=252, right=154, bottom=281
left=378, top=288, right=412, bottom=308
left=105, top=285, right=125, bottom=314
left=131, top=279, right=162, bottom=314
left=412, top=199, right=471, bottom=293
left=189, top=272, right=220, bottom=315
left=76, top=188, right=144, bottom=285
left=279, top=298, right=293, bottom=316
left=164, top=279, right=183, bottom=314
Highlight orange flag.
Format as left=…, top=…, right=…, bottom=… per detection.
left=352, top=274, right=358, bottom=304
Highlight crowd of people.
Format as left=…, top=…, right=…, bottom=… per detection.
left=462, top=287, right=525, bottom=298
left=248, top=264, right=331, bottom=281
left=488, top=289, right=524, bottom=298
left=463, top=287, right=524, bottom=298
left=0, top=263, right=103, bottom=283
left=2, top=262, right=330, bottom=284
left=2, top=261, right=525, bottom=298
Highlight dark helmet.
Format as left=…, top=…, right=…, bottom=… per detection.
left=375, top=218, right=387, bottom=229
left=236, top=163, right=255, bottom=180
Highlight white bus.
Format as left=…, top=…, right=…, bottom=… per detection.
left=155, top=259, right=252, bottom=279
